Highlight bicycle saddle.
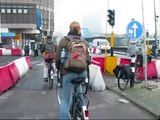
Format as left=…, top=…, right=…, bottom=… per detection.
left=71, top=78, right=85, bottom=84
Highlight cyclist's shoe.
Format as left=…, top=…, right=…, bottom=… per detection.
left=44, top=78, right=48, bottom=82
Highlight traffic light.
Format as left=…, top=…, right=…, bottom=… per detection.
left=107, top=9, right=115, bottom=27
left=146, top=32, right=149, bottom=37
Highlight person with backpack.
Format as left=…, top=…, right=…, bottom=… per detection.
left=55, top=21, right=90, bottom=119
left=41, top=36, right=55, bottom=82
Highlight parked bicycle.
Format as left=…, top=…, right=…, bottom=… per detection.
left=114, top=53, right=153, bottom=91
left=56, top=69, right=89, bottom=119
left=114, top=53, right=146, bottom=91
left=114, top=64, right=134, bottom=91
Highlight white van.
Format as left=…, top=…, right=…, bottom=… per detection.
left=92, top=38, right=111, bottom=53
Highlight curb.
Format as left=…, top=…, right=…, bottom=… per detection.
left=106, top=85, right=157, bottom=118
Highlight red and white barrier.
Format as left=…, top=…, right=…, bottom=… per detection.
left=155, top=60, right=160, bottom=78
left=25, top=56, right=32, bottom=69
left=0, top=49, right=2, bottom=56
left=11, top=48, right=22, bottom=56
left=91, top=57, right=105, bottom=73
left=8, top=62, right=20, bottom=84
left=119, top=57, right=160, bottom=79
left=90, top=47, right=101, bottom=54
left=0, top=56, right=32, bottom=94
left=89, top=64, right=106, bottom=91
left=0, top=48, right=22, bottom=56
left=2, top=48, right=12, bottom=55
left=0, top=65, right=14, bottom=94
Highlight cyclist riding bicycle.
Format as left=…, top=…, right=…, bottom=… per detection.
left=41, top=35, right=56, bottom=82
left=55, top=21, right=90, bottom=119
left=127, top=40, right=140, bottom=57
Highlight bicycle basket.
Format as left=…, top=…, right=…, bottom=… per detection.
left=122, top=64, right=132, bottom=78
left=113, top=65, right=122, bottom=78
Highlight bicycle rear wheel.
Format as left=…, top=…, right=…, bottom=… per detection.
left=56, top=83, right=62, bottom=104
left=48, top=67, right=54, bottom=89
left=117, top=70, right=129, bottom=91
left=71, top=95, right=89, bottom=120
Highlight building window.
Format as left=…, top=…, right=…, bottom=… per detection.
left=7, top=8, right=11, bottom=13
left=12, top=9, right=17, bottom=13
left=36, top=5, right=40, bottom=9
left=40, top=5, right=43, bottom=10
left=23, top=9, right=28, bottom=14
left=1, top=8, right=5, bottom=13
left=18, top=9, right=22, bottom=13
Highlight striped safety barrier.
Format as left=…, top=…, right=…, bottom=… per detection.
left=0, top=48, right=22, bottom=56
left=0, top=56, right=32, bottom=94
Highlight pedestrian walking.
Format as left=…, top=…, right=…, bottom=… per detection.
left=24, top=43, right=30, bottom=56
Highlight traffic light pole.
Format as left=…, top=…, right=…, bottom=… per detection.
left=110, top=28, right=114, bottom=56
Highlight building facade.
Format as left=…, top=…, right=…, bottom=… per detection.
left=0, top=0, right=54, bottom=49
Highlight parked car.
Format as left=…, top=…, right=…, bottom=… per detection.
left=92, top=38, right=111, bottom=53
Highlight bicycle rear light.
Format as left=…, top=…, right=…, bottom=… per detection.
left=85, top=110, right=89, bottom=117
left=82, top=106, right=89, bottom=119
left=85, top=78, right=88, bottom=83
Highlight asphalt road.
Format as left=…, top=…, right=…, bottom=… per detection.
left=0, top=55, right=155, bottom=119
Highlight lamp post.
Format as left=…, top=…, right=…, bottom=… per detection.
left=154, top=0, right=158, bottom=57
left=0, top=13, right=2, bottom=48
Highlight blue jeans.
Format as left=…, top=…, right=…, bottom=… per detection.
left=60, top=71, right=87, bottom=120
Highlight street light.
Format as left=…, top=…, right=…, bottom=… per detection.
left=154, top=0, right=158, bottom=57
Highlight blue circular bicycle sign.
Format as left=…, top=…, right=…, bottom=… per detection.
left=127, top=20, right=143, bottom=40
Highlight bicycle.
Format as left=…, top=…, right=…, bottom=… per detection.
left=56, top=70, right=89, bottom=119
left=47, top=60, right=54, bottom=89
left=115, top=55, right=142, bottom=91
left=116, top=64, right=134, bottom=91
left=69, top=78, right=89, bottom=120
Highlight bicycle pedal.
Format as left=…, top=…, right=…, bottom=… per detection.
left=44, top=78, right=48, bottom=82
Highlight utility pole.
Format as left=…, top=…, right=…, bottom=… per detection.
left=154, top=0, right=158, bottom=57
left=0, top=13, right=2, bottom=48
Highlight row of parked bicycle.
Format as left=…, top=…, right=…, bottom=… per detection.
left=113, top=54, right=160, bottom=91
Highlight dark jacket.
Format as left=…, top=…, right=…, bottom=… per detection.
left=41, top=39, right=55, bottom=53
left=24, top=44, right=30, bottom=51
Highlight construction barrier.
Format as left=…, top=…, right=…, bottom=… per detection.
left=0, top=56, right=32, bottom=94
left=8, top=62, right=20, bottom=84
left=0, top=48, right=22, bottom=56
left=19, top=57, right=29, bottom=74
left=90, top=47, right=101, bottom=54
left=89, top=64, right=106, bottom=91
left=0, top=49, right=2, bottom=56
left=119, top=57, right=159, bottom=79
left=2, top=48, right=12, bottom=55
left=155, top=60, right=160, bottom=78
left=11, top=48, right=22, bottom=56
left=91, top=57, right=104, bottom=73
left=25, top=56, right=32, bottom=69
left=0, top=65, right=14, bottom=94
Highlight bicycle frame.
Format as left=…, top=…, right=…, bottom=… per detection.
left=70, top=78, right=89, bottom=120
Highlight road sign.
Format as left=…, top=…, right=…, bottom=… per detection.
left=127, top=20, right=143, bottom=40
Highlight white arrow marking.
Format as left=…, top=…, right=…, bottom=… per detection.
left=132, top=23, right=138, bottom=37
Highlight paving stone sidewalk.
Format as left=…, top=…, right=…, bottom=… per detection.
left=103, top=73, right=160, bottom=118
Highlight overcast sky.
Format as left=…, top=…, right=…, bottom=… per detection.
left=54, top=0, right=160, bottom=36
